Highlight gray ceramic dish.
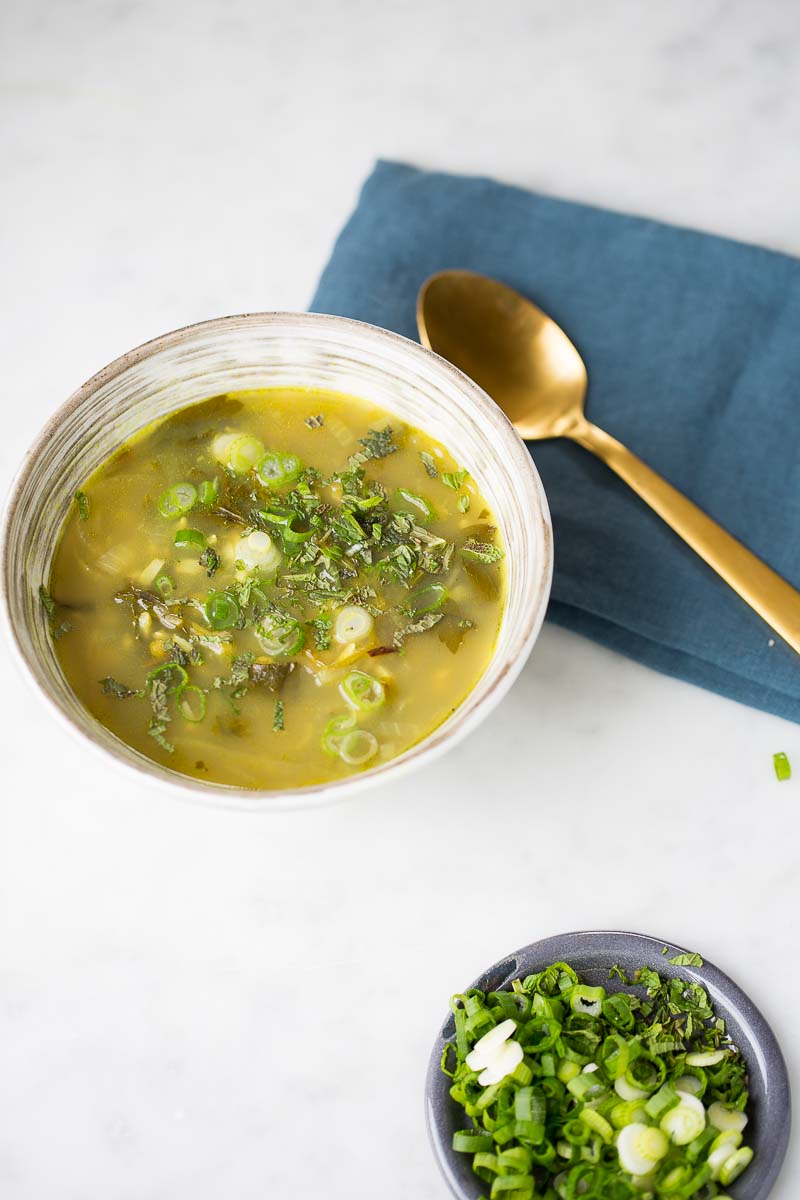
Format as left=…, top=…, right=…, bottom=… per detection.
left=426, top=931, right=791, bottom=1199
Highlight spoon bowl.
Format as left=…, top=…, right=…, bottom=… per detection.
left=417, top=270, right=587, bottom=438
left=417, top=269, right=800, bottom=655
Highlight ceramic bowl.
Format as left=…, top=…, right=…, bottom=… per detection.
left=1, top=312, right=553, bottom=810
left=426, top=930, right=791, bottom=1199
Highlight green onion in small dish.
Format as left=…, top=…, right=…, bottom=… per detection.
left=426, top=932, right=790, bottom=1200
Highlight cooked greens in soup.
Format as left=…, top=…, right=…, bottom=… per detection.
left=45, top=389, right=506, bottom=789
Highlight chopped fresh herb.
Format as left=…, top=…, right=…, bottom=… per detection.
left=308, top=615, right=332, bottom=651
left=461, top=538, right=504, bottom=565
left=774, top=751, right=791, bottom=781
left=74, top=490, right=90, bottom=520
left=38, top=584, right=72, bottom=639
left=667, top=951, right=704, bottom=968
left=38, top=585, right=55, bottom=616
left=457, top=618, right=474, bottom=630
left=393, top=611, right=443, bottom=648
left=349, top=425, right=398, bottom=466
left=305, top=414, right=325, bottom=429
left=442, top=468, right=468, bottom=490
left=273, top=698, right=285, bottom=732
left=457, top=494, right=470, bottom=514
left=420, top=450, right=438, bottom=478
left=199, top=547, right=221, bottom=577
left=146, top=674, right=174, bottom=753
left=100, top=676, right=139, bottom=699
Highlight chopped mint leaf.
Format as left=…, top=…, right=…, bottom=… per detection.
left=349, top=425, right=398, bottom=466
left=461, top=539, right=504, bottom=565
left=393, top=611, right=443, bottom=649
left=442, top=469, right=468, bottom=490
left=668, top=952, right=704, bottom=968
left=100, top=676, right=139, bottom=699
left=199, top=547, right=220, bottom=577
left=38, top=585, right=55, bottom=616
left=308, top=615, right=332, bottom=651
left=420, top=451, right=438, bottom=478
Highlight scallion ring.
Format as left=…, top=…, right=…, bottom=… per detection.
left=333, top=605, right=374, bottom=645
left=339, top=670, right=385, bottom=712
left=204, top=591, right=241, bottom=630
left=157, top=482, right=197, bottom=519
left=174, top=528, right=206, bottom=549
left=256, top=612, right=305, bottom=657
left=338, top=729, right=378, bottom=765
left=321, top=713, right=356, bottom=757
left=255, top=450, right=302, bottom=490
left=176, top=684, right=206, bottom=722
left=226, top=435, right=265, bottom=474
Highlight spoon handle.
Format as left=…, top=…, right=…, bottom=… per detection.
left=571, top=420, right=800, bottom=655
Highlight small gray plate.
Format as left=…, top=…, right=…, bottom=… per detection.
left=425, top=930, right=791, bottom=1199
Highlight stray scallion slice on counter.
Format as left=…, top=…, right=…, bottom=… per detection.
left=773, top=751, right=791, bottom=781
left=443, top=957, right=754, bottom=1198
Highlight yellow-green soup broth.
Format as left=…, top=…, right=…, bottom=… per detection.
left=47, top=389, right=506, bottom=789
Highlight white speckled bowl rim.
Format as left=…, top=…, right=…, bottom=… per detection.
left=0, top=312, right=553, bottom=811
left=426, top=930, right=791, bottom=1200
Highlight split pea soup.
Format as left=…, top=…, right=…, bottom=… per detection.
left=44, top=389, right=506, bottom=789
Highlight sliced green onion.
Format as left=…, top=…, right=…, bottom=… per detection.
left=339, top=670, right=385, bottom=712
left=256, top=612, right=305, bottom=657
left=773, top=751, right=791, bottom=781
left=394, top=487, right=435, bottom=522
left=570, top=985, right=605, bottom=1016
left=321, top=713, right=356, bottom=757
left=174, top=528, right=206, bottom=549
left=452, top=1131, right=494, bottom=1153
left=660, top=1095, right=706, bottom=1145
left=259, top=505, right=312, bottom=550
left=333, top=605, right=374, bottom=645
left=155, top=573, right=175, bottom=598
left=718, top=1145, right=753, bottom=1185
left=176, top=684, right=206, bottom=722
left=338, top=728, right=378, bottom=765
left=404, top=583, right=448, bottom=617
left=255, top=450, right=302, bottom=489
left=204, top=591, right=241, bottom=630
left=227, top=435, right=265, bottom=474
left=707, top=1102, right=747, bottom=1133
left=158, top=482, right=197, bottom=519
left=685, top=1049, right=727, bottom=1067
left=198, top=478, right=219, bottom=506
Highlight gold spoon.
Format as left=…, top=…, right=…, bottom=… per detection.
left=417, top=269, right=800, bottom=655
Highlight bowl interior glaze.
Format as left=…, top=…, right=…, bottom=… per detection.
left=1, top=312, right=553, bottom=809
left=426, top=930, right=791, bottom=1200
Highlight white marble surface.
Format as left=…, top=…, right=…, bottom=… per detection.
left=1, top=1, right=798, bottom=1196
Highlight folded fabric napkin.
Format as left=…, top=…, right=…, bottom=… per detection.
left=310, top=160, right=800, bottom=723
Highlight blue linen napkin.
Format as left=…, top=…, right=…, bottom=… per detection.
left=310, top=160, right=800, bottom=723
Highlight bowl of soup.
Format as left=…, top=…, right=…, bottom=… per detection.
left=1, top=313, right=552, bottom=808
